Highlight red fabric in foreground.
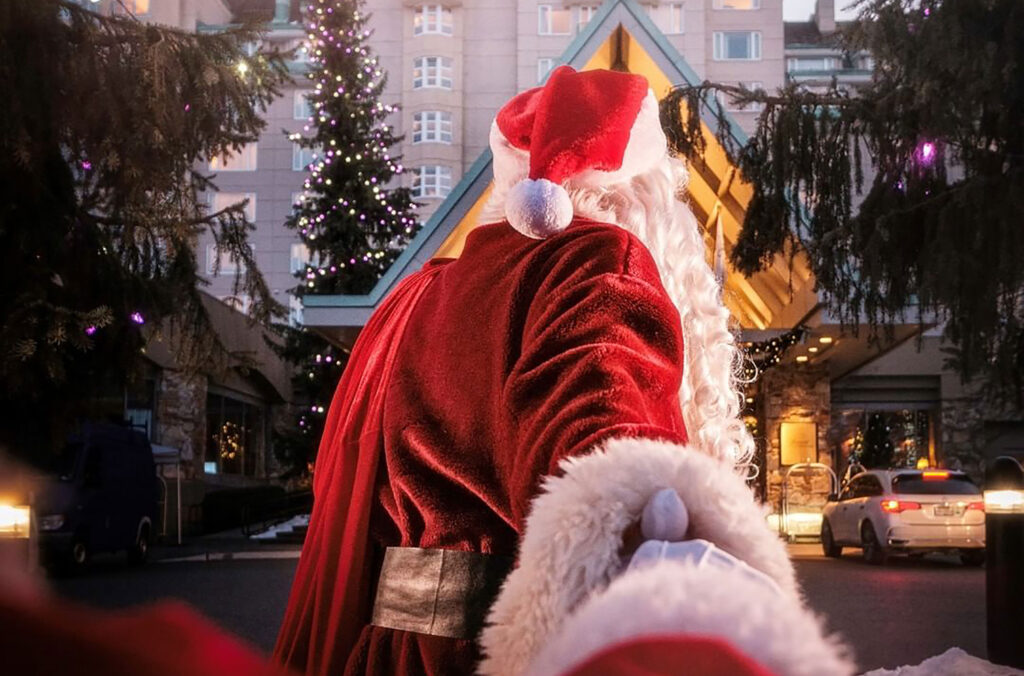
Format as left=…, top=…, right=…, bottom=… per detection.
left=560, top=635, right=777, bottom=676
left=0, top=594, right=288, bottom=676
left=273, top=267, right=444, bottom=675
left=275, top=219, right=688, bottom=676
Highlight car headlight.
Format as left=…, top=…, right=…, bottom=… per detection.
left=38, top=514, right=65, bottom=532
left=0, top=504, right=31, bottom=538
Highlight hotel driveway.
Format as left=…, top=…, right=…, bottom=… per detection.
left=49, top=543, right=986, bottom=673
left=790, top=543, right=987, bottom=672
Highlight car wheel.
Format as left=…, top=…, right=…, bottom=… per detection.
left=70, top=538, right=89, bottom=568
left=960, top=549, right=986, bottom=567
left=821, top=519, right=842, bottom=558
left=127, top=523, right=150, bottom=565
left=861, top=522, right=888, bottom=565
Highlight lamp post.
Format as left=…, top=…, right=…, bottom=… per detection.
left=985, top=456, right=1024, bottom=668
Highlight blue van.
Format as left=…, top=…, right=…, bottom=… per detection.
left=37, top=423, right=159, bottom=568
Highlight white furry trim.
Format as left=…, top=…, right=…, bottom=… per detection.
left=527, top=559, right=854, bottom=676
left=478, top=437, right=799, bottom=676
left=505, top=178, right=574, bottom=239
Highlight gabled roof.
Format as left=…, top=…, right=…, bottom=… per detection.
left=304, top=0, right=819, bottom=345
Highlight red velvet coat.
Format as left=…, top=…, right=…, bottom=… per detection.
left=275, top=218, right=688, bottom=676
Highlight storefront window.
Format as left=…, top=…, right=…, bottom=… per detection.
left=205, top=392, right=265, bottom=477
left=834, top=408, right=935, bottom=474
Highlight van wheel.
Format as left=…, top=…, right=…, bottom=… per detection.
left=821, top=520, right=842, bottom=558
left=70, top=538, right=89, bottom=568
left=127, top=523, right=150, bottom=565
left=861, top=523, right=888, bottom=565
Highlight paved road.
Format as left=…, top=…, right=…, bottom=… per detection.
left=51, top=556, right=298, bottom=654
left=49, top=546, right=987, bottom=672
left=793, top=549, right=986, bottom=673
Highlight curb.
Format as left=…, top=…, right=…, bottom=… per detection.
left=158, top=550, right=301, bottom=563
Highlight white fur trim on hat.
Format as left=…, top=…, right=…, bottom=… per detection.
left=527, top=559, right=853, bottom=676
left=504, top=178, right=574, bottom=239
left=478, top=436, right=801, bottom=676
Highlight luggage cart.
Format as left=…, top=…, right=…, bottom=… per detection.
left=778, top=462, right=838, bottom=542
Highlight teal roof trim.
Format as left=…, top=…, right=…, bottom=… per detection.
left=304, top=148, right=495, bottom=308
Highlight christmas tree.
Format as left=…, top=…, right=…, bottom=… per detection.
left=860, top=413, right=895, bottom=469
left=662, top=0, right=1024, bottom=403
left=0, top=1, right=288, bottom=458
left=274, top=0, right=419, bottom=476
left=287, top=0, right=417, bottom=295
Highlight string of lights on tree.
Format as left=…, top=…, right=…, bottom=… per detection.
left=740, top=326, right=806, bottom=381
left=275, top=0, right=417, bottom=475
left=288, top=0, right=419, bottom=296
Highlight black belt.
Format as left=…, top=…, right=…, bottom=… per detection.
left=370, top=547, right=514, bottom=640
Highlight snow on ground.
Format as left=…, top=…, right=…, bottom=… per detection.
left=862, top=648, right=1024, bottom=676
left=249, top=514, right=310, bottom=540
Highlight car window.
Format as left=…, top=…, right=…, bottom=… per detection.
left=862, top=476, right=884, bottom=497
left=845, top=476, right=867, bottom=499
left=892, top=474, right=980, bottom=495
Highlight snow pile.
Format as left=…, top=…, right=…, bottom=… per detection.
left=249, top=514, right=310, bottom=540
left=862, top=648, right=1024, bottom=676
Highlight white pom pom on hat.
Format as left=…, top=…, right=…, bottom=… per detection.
left=490, top=66, right=669, bottom=239
left=504, top=178, right=574, bottom=239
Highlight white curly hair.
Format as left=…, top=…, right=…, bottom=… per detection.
left=480, top=154, right=755, bottom=471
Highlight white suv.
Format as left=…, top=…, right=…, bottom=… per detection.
left=821, top=469, right=985, bottom=565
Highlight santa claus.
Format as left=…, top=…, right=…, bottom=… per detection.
left=274, top=66, right=851, bottom=676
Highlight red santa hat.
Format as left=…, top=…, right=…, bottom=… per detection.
left=490, top=66, right=668, bottom=239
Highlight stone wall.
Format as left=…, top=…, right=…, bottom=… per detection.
left=760, top=363, right=833, bottom=514
left=941, top=386, right=1023, bottom=481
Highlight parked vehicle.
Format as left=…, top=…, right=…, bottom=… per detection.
left=36, top=423, right=159, bottom=569
left=821, top=469, right=985, bottom=566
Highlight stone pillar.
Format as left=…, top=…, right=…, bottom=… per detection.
left=155, top=369, right=207, bottom=478
left=761, top=364, right=832, bottom=515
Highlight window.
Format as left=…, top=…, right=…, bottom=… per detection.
left=288, top=295, right=304, bottom=327
left=575, top=5, right=598, bottom=32
left=414, top=5, right=453, bottom=35
left=293, top=143, right=317, bottom=171
left=113, top=0, right=149, bottom=15
left=293, top=91, right=314, bottom=120
left=205, top=244, right=248, bottom=276
left=412, top=165, right=452, bottom=199
left=205, top=392, right=266, bottom=477
left=892, top=474, right=980, bottom=496
left=208, top=143, right=257, bottom=172
left=209, top=192, right=256, bottom=222
left=787, top=57, right=835, bottom=73
left=713, top=0, right=760, bottom=8
left=713, top=31, right=761, bottom=61
left=537, top=58, right=555, bottom=84
left=290, top=242, right=320, bottom=274
left=413, top=56, right=453, bottom=89
left=644, top=3, right=684, bottom=34
left=412, top=111, right=453, bottom=144
left=538, top=5, right=571, bottom=35
left=219, top=295, right=251, bottom=314
left=717, top=81, right=765, bottom=113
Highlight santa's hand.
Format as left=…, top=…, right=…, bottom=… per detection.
left=620, top=487, right=690, bottom=559
left=628, top=538, right=782, bottom=597
left=640, top=487, right=689, bottom=541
